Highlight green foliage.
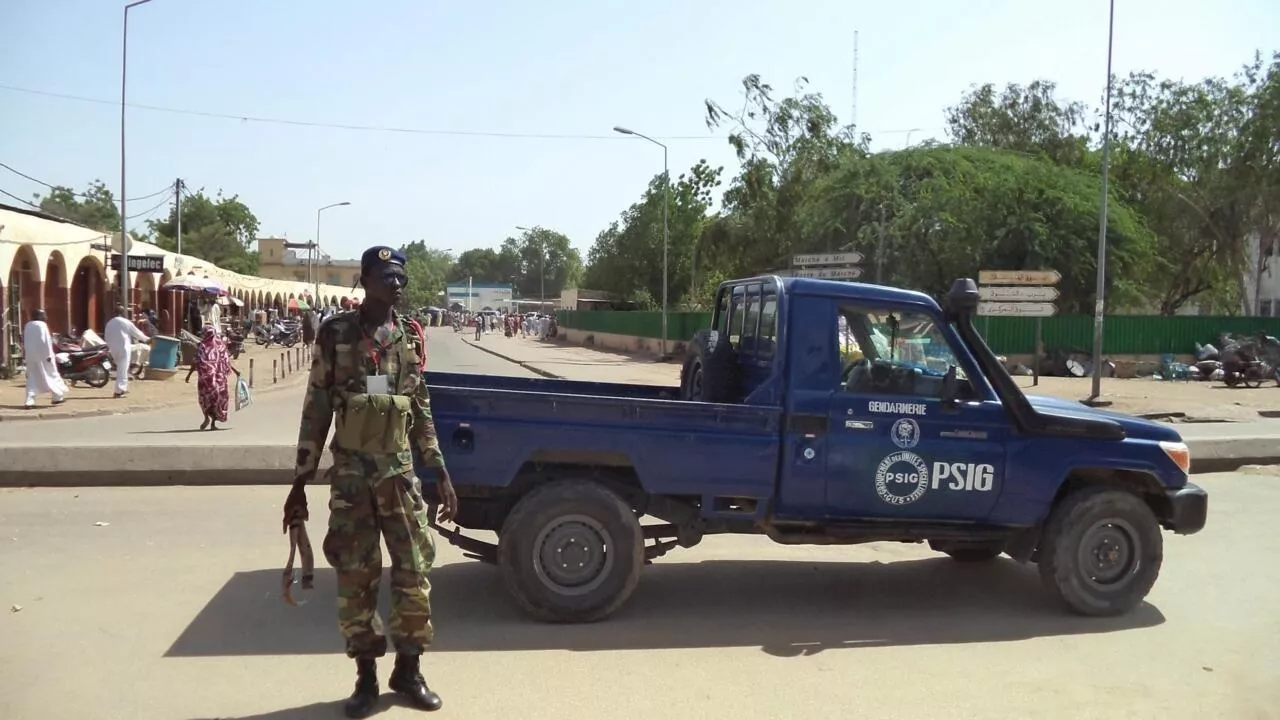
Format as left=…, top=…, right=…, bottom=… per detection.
left=398, top=240, right=453, bottom=311
left=34, top=181, right=121, bottom=232
left=148, top=189, right=260, bottom=275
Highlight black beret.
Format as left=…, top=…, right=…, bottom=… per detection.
left=360, top=246, right=406, bottom=275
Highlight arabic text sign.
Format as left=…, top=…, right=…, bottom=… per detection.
left=978, top=286, right=1060, bottom=302
left=977, top=269, right=1062, bottom=286
left=978, top=301, right=1058, bottom=317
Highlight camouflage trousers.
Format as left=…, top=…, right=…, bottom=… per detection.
left=322, top=465, right=436, bottom=658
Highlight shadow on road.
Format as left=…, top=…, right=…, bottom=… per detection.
left=166, top=557, right=1164, bottom=658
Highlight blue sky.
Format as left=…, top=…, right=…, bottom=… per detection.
left=1, top=0, right=1275, bottom=262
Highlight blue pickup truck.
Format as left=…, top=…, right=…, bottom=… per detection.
left=417, top=276, right=1207, bottom=623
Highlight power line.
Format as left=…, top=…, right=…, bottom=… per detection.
left=125, top=194, right=172, bottom=221
left=0, top=82, right=936, bottom=141
left=0, top=160, right=172, bottom=203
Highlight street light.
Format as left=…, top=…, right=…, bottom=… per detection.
left=614, top=125, right=670, bottom=357
left=516, top=225, right=545, bottom=312
left=315, top=201, right=351, bottom=304
left=119, top=0, right=157, bottom=312
left=1088, top=0, right=1117, bottom=404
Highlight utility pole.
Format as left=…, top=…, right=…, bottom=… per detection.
left=175, top=178, right=183, bottom=256
left=875, top=204, right=886, bottom=284
left=1088, top=0, right=1117, bottom=403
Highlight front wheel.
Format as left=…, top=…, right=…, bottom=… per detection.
left=85, top=364, right=110, bottom=389
left=1037, top=486, right=1163, bottom=616
left=498, top=479, right=644, bottom=623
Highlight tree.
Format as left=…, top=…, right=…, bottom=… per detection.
left=34, top=181, right=121, bottom=232
left=802, top=146, right=1157, bottom=313
left=945, top=80, right=1091, bottom=167
left=398, top=240, right=453, bottom=311
left=583, top=159, right=722, bottom=307
left=504, top=227, right=582, bottom=300
left=1109, top=55, right=1277, bottom=313
left=448, top=248, right=518, bottom=284
left=148, top=189, right=261, bottom=275
left=697, top=75, right=858, bottom=282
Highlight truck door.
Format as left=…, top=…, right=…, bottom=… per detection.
left=824, top=305, right=1007, bottom=521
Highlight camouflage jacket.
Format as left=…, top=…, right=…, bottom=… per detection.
left=293, top=310, right=446, bottom=483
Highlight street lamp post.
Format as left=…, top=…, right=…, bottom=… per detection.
left=315, top=201, right=351, bottom=305
left=516, top=225, right=546, bottom=312
left=119, top=0, right=156, bottom=312
left=613, top=126, right=669, bottom=357
left=1088, top=0, right=1117, bottom=403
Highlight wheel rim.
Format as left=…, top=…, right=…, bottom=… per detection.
left=689, top=365, right=704, bottom=400
left=88, top=365, right=107, bottom=383
left=532, top=514, right=614, bottom=596
left=1077, top=519, right=1140, bottom=589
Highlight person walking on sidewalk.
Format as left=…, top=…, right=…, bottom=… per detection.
left=283, top=245, right=458, bottom=718
left=104, top=305, right=149, bottom=398
left=185, top=325, right=241, bottom=430
left=21, top=309, right=68, bottom=409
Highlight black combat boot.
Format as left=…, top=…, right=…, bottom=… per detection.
left=388, top=653, right=443, bottom=712
left=343, top=657, right=380, bottom=719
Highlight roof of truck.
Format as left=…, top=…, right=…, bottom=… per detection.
left=734, top=275, right=943, bottom=309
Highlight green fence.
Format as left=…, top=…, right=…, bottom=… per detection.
left=558, top=310, right=1280, bottom=355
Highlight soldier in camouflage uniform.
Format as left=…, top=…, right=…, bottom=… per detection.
left=284, top=245, right=458, bottom=718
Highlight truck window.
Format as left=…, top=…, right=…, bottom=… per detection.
left=838, top=306, right=972, bottom=400
left=728, top=285, right=746, bottom=346
left=757, top=284, right=777, bottom=357
left=739, top=283, right=761, bottom=353
left=713, top=287, right=731, bottom=333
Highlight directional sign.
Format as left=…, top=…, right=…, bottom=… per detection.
left=978, top=301, right=1058, bottom=317
left=978, top=269, right=1062, bottom=286
left=792, top=252, right=863, bottom=267
left=978, top=286, right=1060, bottom=302
left=793, top=266, right=863, bottom=280
left=109, top=254, right=165, bottom=273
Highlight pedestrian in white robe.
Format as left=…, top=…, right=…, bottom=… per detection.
left=22, top=309, right=69, bottom=408
left=104, top=305, right=150, bottom=398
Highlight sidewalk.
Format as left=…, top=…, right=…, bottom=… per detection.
left=463, top=334, right=681, bottom=386
left=0, top=342, right=312, bottom=422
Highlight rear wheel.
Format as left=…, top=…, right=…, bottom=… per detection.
left=1037, top=486, right=1163, bottom=616
left=498, top=480, right=644, bottom=623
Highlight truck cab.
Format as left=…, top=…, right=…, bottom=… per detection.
left=420, top=275, right=1208, bottom=624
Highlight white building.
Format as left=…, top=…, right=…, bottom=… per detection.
left=1244, top=232, right=1280, bottom=316
left=445, top=281, right=513, bottom=311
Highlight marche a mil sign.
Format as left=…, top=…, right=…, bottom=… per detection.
left=108, top=254, right=165, bottom=273
left=792, top=252, right=864, bottom=267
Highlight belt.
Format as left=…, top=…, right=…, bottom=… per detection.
left=282, top=521, right=315, bottom=606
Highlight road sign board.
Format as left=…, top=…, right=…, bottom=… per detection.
left=792, top=252, right=863, bottom=267
left=793, top=266, right=863, bottom=280
left=978, top=269, right=1062, bottom=286
left=978, top=286, right=1060, bottom=302
left=978, top=301, right=1057, bottom=317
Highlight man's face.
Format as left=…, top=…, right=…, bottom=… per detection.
left=360, top=263, right=408, bottom=305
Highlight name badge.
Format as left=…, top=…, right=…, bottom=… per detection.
left=365, top=375, right=389, bottom=394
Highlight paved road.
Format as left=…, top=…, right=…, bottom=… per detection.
left=1, top=471, right=1276, bottom=719
left=0, top=328, right=537, bottom=447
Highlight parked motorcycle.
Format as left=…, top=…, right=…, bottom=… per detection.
left=56, top=346, right=112, bottom=388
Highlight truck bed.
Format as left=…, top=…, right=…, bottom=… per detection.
left=422, top=371, right=782, bottom=507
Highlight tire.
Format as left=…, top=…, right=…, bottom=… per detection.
left=498, top=479, right=644, bottom=623
left=1037, top=485, right=1163, bottom=617
left=85, top=364, right=109, bottom=389
left=681, top=330, right=739, bottom=403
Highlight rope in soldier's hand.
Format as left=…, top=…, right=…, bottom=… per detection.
left=282, top=521, right=315, bottom=606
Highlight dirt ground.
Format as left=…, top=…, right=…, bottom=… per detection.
left=1015, top=374, right=1280, bottom=421
left=0, top=342, right=311, bottom=421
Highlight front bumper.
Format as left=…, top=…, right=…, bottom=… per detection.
left=1165, top=482, right=1208, bottom=535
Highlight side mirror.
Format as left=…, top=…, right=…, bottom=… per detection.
left=940, top=365, right=960, bottom=412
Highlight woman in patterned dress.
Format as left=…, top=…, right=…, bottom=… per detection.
left=185, top=325, right=241, bottom=430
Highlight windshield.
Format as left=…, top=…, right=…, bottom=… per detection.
left=839, top=308, right=968, bottom=380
